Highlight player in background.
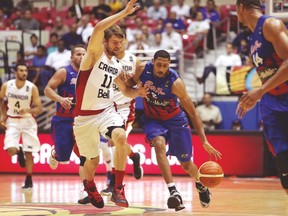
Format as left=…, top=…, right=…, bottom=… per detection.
left=0, top=63, right=42, bottom=190
left=44, top=44, right=90, bottom=203
left=73, top=0, right=146, bottom=208
left=235, top=0, right=288, bottom=194
left=119, top=50, right=222, bottom=210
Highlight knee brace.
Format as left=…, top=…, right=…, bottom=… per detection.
left=275, top=150, right=288, bottom=189
left=80, top=156, right=86, bottom=166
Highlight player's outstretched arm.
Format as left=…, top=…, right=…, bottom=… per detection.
left=44, top=68, right=73, bottom=110
left=172, top=78, right=222, bottom=160
left=80, top=0, right=140, bottom=71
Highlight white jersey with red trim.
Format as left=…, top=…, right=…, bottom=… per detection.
left=5, top=79, right=33, bottom=118
left=113, top=51, right=137, bottom=105
left=75, top=53, right=122, bottom=115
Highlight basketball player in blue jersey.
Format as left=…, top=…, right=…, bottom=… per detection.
left=0, top=63, right=42, bottom=190
left=119, top=50, right=222, bottom=210
left=44, top=44, right=90, bottom=203
left=235, top=0, right=288, bottom=194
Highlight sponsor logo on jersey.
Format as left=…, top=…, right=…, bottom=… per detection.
left=98, top=62, right=119, bottom=75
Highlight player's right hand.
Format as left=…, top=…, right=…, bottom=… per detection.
left=60, top=97, right=73, bottom=110
left=202, top=141, right=222, bottom=160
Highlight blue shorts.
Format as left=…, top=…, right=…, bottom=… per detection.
left=143, top=111, right=192, bottom=162
left=260, top=98, right=288, bottom=155
left=51, top=116, right=75, bottom=161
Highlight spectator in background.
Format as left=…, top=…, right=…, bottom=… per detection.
left=232, top=26, right=252, bottom=51
left=16, top=0, right=33, bottom=12
left=203, top=0, right=221, bottom=50
left=62, top=23, right=84, bottom=50
left=231, top=119, right=243, bottom=131
left=147, top=0, right=167, bottom=21
left=161, top=23, right=183, bottom=51
left=76, top=14, right=94, bottom=44
left=164, top=11, right=186, bottom=34
left=197, top=42, right=242, bottom=84
left=149, top=33, right=165, bottom=50
left=68, top=0, right=83, bottom=22
left=237, top=39, right=249, bottom=65
left=45, top=40, right=71, bottom=72
left=126, top=17, right=144, bottom=45
left=0, top=0, right=13, bottom=18
left=17, top=9, right=40, bottom=30
left=109, top=0, right=123, bottom=14
left=187, top=11, right=210, bottom=57
left=91, top=0, right=112, bottom=20
left=196, top=93, right=222, bottom=130
left=189, top=0, right=206, bottom=19
left=11, top=8, right=22, bottom=29
left=24, top=34, right=39, bottom=62
left=46, top=33, right=59, bottom=55
left=0, top=8, right=10, bottom=29
left=170, top=0, right=190, bottom=19
left=128, top=34, right=150, bottom=57
left=51, top=16, right=70, bottom=37
left=30, top=45, right=48, bottom=87
left=152, top=19, right=164, bottom=34
left=141, top=25, right=155, bottom=47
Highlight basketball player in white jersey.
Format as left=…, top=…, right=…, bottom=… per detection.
left=73, top=0, right=144, bottom=208
left=100, top=38, right=144, bottom=196
left=0, top=63, right=42, bottom=190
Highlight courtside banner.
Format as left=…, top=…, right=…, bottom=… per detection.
left=0, top=132, right=264, bottom=176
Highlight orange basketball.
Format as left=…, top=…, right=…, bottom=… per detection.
left=198, top=161, right=224, bottom=188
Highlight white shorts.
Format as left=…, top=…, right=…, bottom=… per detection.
left=3, top=117, right=40, bottom=153
left=73, top=105, right=125, bottom=160
left=116, top=100, right=135, bottom=136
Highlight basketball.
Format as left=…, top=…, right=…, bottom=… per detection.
left=198, top=161, right=224, bottom=188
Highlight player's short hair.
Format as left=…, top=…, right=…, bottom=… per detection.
left=236, top=0, right=261, bottom=9
left=104, top=24, right=125, bottom=41
left=15, top=63, right=28, bottom=71
left=71, top=44, right=86, bottom=54
left=154, top=50, right=170, bottom=61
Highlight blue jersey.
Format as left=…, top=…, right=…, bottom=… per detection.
left=249, top=15, right=288, bottom=96
left=140, top=61, right=181, bottom=120
left=56, top=65, right=77, bottom=117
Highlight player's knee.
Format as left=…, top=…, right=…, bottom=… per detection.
left=7, top=148, right=18, bottom=156
left=112, top=129, right=126, bottom=146
left=80, top=156, right=86, bottom=166
left=276, top=151, right=288, bottom=189
left=180, top=161, right=191, bottom=172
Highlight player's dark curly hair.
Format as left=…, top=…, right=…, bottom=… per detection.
left=236, top=0, right=262, bottom=9
left=154, top=50, right=170, bottom=61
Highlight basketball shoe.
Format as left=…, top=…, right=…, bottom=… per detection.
left=111, top=184, right=129, bottom=207
left=49, top=149, right=58, bottom=170
left=100, top=185, right=114, bottom=196
left=196, top=182, right=211, bottom=208
left=167, top=189, right=185, bottom=211
left=130, top=152, right=143, bottom=180
left=17, top=147, right=25, bottom=168
left=22, top=175, right=33, bottom=191
left=83, top=180, right=104, bottom=208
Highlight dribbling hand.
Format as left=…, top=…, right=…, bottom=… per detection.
left=202, top=141, right=222, bottom=160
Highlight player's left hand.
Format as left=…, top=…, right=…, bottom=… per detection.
left=236, top=88, right=264, bottom=118
left=123, top=0, right=141, bottom=15
left=137, top=82, right=149, bottom=98
left=202, top=141, right=222, bottom=160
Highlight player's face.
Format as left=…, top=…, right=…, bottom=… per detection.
left=105, top=35, right=124, bottom=56
left=115, top=38, right=127, bottom=58
left=16, top=65, right=28, bottom=81
left=152, top=57, right=170, bottom=78
left=71, top=47, right=86, bottom=68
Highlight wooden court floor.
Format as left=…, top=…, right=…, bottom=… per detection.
left=0, top=174, right=287, bottom=216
